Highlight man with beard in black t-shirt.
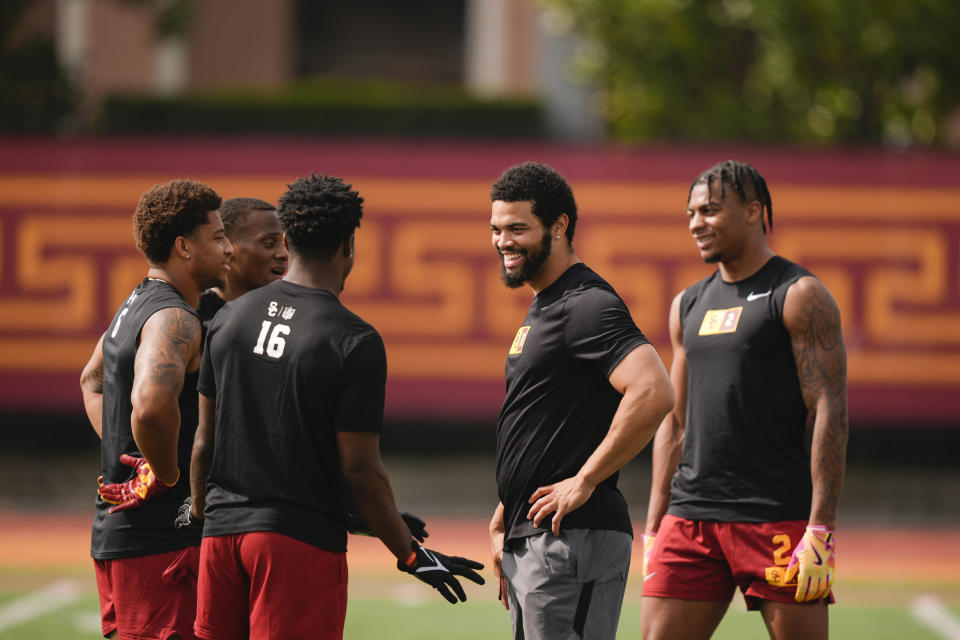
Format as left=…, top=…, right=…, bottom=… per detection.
left=640, top=161, right=848, bottom=640
left=186, top=174, right=483, bottom=640
left=80, top=179, right=232, bottom=640
left=487, top=162, right=674, bottom=640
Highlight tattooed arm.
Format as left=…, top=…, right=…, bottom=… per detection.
left=784, top=276, right=848, bottom=529
left=131, top=307, right=203, bottom=486
left=80, top=334, right=106, bottom=438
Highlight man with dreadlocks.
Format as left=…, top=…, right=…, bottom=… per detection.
left=640, top=160, right=848, bottom=640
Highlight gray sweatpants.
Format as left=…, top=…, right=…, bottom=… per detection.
left=501, top=529, right=632, bottom=640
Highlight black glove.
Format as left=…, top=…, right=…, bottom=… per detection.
left=346, top=510, right=429, bottom=543
left=397, top=543, right=485, bottom=604
left=174, top=496, right=203, bottom=530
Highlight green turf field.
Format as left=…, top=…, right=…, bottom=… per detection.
left=1, top=571, right=958, bottom=639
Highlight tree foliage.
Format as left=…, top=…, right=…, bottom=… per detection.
left=540, top=0, right=960, bottom=147
left=0, top=0, right=76, bottom=132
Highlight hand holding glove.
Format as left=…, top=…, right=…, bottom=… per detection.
left=174, top=496, right=203, bottom=529
left=397, top=543, right=485, bottom=604
left=346, top=510, right=429, bottom=543
left=784, top=525, right=836, bottom=602
left=641, top=532, right=657, bottom=579
left=98, top=454, right=178, bottom=514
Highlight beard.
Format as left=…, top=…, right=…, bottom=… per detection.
left=499, top=230, right=553, bottom=289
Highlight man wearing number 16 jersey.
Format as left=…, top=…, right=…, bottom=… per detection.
left=188, top=174, right=484, bottom=640
left=79, top=180, right=232, bottom=640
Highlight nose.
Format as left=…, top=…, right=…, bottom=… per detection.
left=223, top=236, right=234, bottom=257
left=276, top=243, right=289, bottom=260
left=494, top=231, right=512, bottom=251
left=689, top=212, right=705, bottom=234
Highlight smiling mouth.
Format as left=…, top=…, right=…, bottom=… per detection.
left=500, top=251, right=525, bottom=269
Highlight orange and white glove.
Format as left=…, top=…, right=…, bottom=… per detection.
left=98, top=454, right=178, bottom=514
left=784, top=525, right=835, bottom=602
left=641, top=532, right=657, bottom=579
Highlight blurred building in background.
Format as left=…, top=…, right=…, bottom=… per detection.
left=12, top=0, right=602, bottom=140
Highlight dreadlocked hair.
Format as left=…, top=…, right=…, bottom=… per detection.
left=277, top=174, right=363, bottom=257
left=689, top=160, right=774, bottom=232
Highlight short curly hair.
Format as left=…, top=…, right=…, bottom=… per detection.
left=277, top=174, right=364, bottom=257
left=490, top=161, right=578, bottom=242
left=133, top=180, right=222, bottom=264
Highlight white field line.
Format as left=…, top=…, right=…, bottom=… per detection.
left=911, top=594, right=960, bottom=640
left=0, top=579, right=84, bottom=632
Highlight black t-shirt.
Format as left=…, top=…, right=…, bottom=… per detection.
left=197, top=289, right=226, bottom=327
left=669, top=256, right=813, bottom=522
left=497, top=263, right=649, bottom=542
left=198, top=280, right=386, bottom=552
left=92, top=278, right=202, bottom=559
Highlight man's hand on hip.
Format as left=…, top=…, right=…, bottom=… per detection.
left=98, top=454, right=178, bottom=514
left=526, top=475, right=596, bottom=536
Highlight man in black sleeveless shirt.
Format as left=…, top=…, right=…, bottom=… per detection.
left=80, top=180, right=232, bottom=640
left=186, top=174, right=483, bottom=640
left=196, top=197, right=288, bottom=325
left=641, top=161, right=848, bottom=640
left=488, top=162, right=674, bottom=640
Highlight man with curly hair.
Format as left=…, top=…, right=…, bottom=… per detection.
left=487, top=161, right=675, bottom=640
left=80, top=179, right=232, bottom=640
left=185, top=174, right=484, bottom=640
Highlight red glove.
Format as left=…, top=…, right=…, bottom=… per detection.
left=98, top=454, right=178, bottom=514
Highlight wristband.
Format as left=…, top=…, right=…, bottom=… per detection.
left=404, top=550, right=418, bottom=568
left=159, top=469, right=180, bottom=488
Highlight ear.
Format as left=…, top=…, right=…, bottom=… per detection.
left=744, top=200, right=764, bottom=226
left=282, top=233, right=290, bottom=252
left=173, top=235, right=191, bottom=260
left=552, top=213, right=569, bottom=240
left=343, top=233, right=355, bottom=259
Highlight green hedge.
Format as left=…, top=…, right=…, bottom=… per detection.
left=97, top=78, right=543, bottom=138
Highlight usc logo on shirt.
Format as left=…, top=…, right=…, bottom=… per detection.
left=698, top=307, right=743, bottom=336
left=509, top=326, right=531, bottom=355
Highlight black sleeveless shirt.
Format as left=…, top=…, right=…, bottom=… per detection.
left=668, top=256, right=813, bottom=522
left=92, top=278, right=202, bottom=559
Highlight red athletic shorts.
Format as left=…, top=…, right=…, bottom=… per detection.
left=93, top=545, right=200, bottom=640
left=641, top=515, right=835, bottom=609
left=195, top=532, right=348, bottom=640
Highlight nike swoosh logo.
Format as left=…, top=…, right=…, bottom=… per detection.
left=810, top=546, right=823, bottom=566
left=415, top=549, right=449, bottom=573
left=644, top=572, right=657, bottom=581
left=746, top=290, right=772, bottom=301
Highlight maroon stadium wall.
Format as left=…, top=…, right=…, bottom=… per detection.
left=1, top=137, right=958, bottom=426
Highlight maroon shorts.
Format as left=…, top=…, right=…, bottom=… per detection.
left=195, top=532, right=348, bottom=640
left=641, top=515, right=835, bottom=609
left=93, top=545, right=200, bottom=640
